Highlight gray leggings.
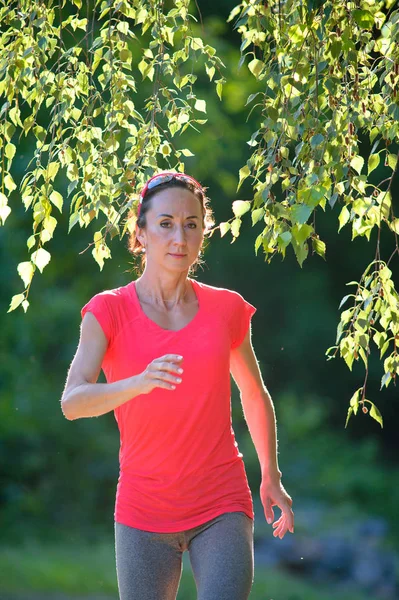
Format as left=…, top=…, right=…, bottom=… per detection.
left=115, top=511, right=254, bottom=600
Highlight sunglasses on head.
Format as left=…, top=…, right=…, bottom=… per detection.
left=137, top=172, right=204, bottom=217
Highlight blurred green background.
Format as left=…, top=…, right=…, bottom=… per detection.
left=1, top=2, right=398, bottom=599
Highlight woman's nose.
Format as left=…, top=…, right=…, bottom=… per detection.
left=173, top=225, right=186, bottom=244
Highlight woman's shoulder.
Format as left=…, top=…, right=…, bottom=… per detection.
left=89, top=280, right=132, bottom=300
left=192, top=279, right=246, bottom=304
left=81, top=282, right=134, bottom=339
left=83, top=281, right=133, bottom=312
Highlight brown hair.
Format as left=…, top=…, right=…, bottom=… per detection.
left=126, top=177, right=215, bottom=275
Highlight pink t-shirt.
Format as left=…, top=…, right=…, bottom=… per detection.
left=81, top=278, right=256, bottom=533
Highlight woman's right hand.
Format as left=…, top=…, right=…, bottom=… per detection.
left=138, top=354, right=184, bottom=394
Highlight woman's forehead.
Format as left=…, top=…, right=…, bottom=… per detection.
left=148, top=188, right=202, bottom=215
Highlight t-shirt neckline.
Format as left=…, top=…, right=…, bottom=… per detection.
left=129, top=277, right=202, bottom=333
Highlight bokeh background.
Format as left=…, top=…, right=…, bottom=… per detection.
left=1, top=1, right=398, bottom=599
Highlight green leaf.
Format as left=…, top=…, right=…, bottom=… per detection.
left=387, top=153, right=397, bottom=170
left=338, top=205, right=350, bottom=231
left=69, top=212, right=80, bottom=233
left=251, top=207, right=265, bottom=226
left=46, top=162, right=60, bottom=182
left=160, top=142, right=171, bottom=156
left=352, top=9, right=374, bottom=29
left=231, top=218, right=241, bottom=238
left=345, top=406, right=353, bottom=428
left=350, top=155, right=364, bottom=174
left=92, top=239, right=111, bottom=270
left=68, top=180, right=78, bottom=197
left=50, top=191, right=63, bottom=213
left=5, top=143, right=16, bottom=161
left=0, top=192, right=11, bottom=224
left=0, top=204, right=11, bottom=224
left=380, top=371, right=391, bottom=388
left=138, top=59, right=154, bottom=81
left=377, top=191, right=391, bottom=220
left=237, top=165, right=250, bottom=191
left=17, top=261, right=34, bottom=287
left=4, top=173, right=16, bottom=192
left=330, top=38, right=342, bottom=59
left=312, top=237, right=326, bottom=259
left=339, top=294, right=354, bottom=309
left=277, top=231, right=292, bottom=258
left=358, top=346, right=367, bottom=368
left=367, top=153, right=380, bottom=174
left=190, top=37, right=204, bottom=50
left=205, top=64, right=215, bottom=81
left=380, top=340, right=390, bottom=358
left=117, top=21, right=129, bottom=34
left=341, top=308, right=355, bottom=325
left=368, top=401, right=383, bottom=428
left=3, top=122, right=15, bottom=143
left=292, top=223, right=313, bottom=245
left=349, top=388, right=361, bottom=415
left=389, top=218, right=399, bottom=234
left=343, top=350, right=354, bottom=371
left=219, top=222, right=231, bottom=237
left=194, top=99, right=206, bottom=113
left=232, top=200, right=251, bottom=218
left=42, top=215, right=57, bottom=239
left=31, top=248, right=51, bottom=273
left=9, top=106, right=22, bottom=127
left=373, top=331, right=387, bottom=350
left=23, top=115, right=35, bottom=135
left=277, top=231, right=292, bottom=249
left=310, top=133, right=324, bottom=148
left=7, top=293, right=25, bottom=313
left=255, top=233, right=263, bottom=255
left=340, top=336, right=355, bottom=370
left=227, top=5, right=241, bottom=22
left=248, top=59, right=265, bottom=78
left=292, top=240, right=308, bottom=268
left=27, top=235, right=36, bottom=251
left=180, top=148, right=194, bottom=157
left=245, top=92, right=263, bottom=106
left=291, top=203, right=312, bottom=224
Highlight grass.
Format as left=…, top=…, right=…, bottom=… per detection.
left=0, top=535, right=374, bottom=600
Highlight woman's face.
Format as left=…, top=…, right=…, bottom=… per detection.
left=136, top=187, right=205, bottom=272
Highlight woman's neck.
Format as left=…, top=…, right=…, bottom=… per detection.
left=135, top=269, right=193, bottom=308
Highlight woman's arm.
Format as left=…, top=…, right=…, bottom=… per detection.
left=230, top=327, right=281, bottom=479
left=61, top=313, right=144, bottom=420
left=230, top=327, right=294, bottom=537
left=61, top=313, right=184, bottom=420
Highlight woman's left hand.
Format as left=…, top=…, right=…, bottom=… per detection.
left=260, top=475, right=294, bottom=539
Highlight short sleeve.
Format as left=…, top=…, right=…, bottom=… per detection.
left=81, top=292, right=114, bottom=344
left=230, top=292, right=257, bottom=349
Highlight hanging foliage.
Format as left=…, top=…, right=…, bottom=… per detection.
left=1, top=0, right=398, bottom=425
left=225, top=0, right=399, bottom=426
left=0, top=0, right=225, bottom=304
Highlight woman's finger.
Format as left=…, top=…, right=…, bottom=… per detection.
left=152, top=371, right=182, bottom=385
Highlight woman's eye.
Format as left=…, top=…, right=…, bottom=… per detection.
left=160, top=222, right=197, bottom=228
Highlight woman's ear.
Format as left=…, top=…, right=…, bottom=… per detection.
left=135, top=224, right=145, bottom=247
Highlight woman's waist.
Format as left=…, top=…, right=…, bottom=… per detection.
left=119, top=436, right=243, bottom=477
left=118, top=452, right=247, bottom=488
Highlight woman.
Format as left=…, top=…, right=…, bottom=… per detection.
left=61, top=171, right=294, bottom=600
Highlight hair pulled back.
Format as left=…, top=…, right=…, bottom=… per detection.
left=126, top=177, right=215, bottom=275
